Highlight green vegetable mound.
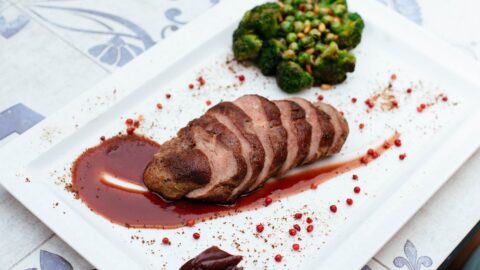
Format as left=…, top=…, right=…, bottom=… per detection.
left=232, top=0, right=364, bottom=93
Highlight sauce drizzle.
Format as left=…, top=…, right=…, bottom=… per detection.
left=71, top=133, right=399, bottom=229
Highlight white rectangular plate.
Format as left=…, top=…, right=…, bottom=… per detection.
left=1, top=0, right=480, bottom=269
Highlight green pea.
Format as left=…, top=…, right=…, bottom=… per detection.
left=305, top=3, right=313, bottom=11
left=293, top=21, right=304, bottom=33
left=285, top=15, right=295, bottom=22
left=289, top=42, right=299, bottom=52
left=298, top=52, right=312, bottom=64
left=286, top=32, right=297, bottom=43
left=281, top=21, right=294, bottom=33
left=333, top=4, right=347, bottom=16
left=311, top=19, right=321, bottom=27
left=283, top=4, right=294, bottom=15
left=305, top=11, right=315, bottom=20
left=300, top=36, right=315, bottom=48
left=324, top=33, right=336, bottom=43
left=283, top=0, right=293, bottom=4
left=315, top=43, right=326, bottom=52
left=309, top=29, right=321, bottom=39
left=282, top=49, right=296, bottom=60
left=293, top=0, right=303, bottom=5
left=322, top=15, right=334, bottom=24
left=295, top=11, right=306, bottom=21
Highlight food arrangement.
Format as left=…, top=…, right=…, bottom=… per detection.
left=144, top=94, right=348, bottom=203
left=232, top=0, right=364, bottom=93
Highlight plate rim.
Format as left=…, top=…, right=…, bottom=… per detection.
left=1, top=0, right=480, bottom=269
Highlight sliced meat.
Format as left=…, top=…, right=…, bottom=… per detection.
left=144, top=95, right=349, bottom=204
left=273, top=100, right=312, bottom=175
left=234, top=95, right=287, bottom=191
left=143, top=137, right=211, bottom=201
left=289, top=97, right=334, bottom=164
left=314, top=102, right=349, bottom=156
left=183, top=116, right=247, bottom=202
left=206, top=102, right=265, bottom=200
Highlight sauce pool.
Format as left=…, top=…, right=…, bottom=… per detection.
left=71, top=133, right=399, bottom=229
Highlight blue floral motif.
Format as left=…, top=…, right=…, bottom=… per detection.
left=0, top=14, right=30, bottom=38
left=393, top=240, right=433, bottom=270
left=89, top=35, right=143, bottom=66
left=39, top=250, right=73, bottom=270
left=361, top=265, right=373, bottom=270
left=377, top=0, right=422, bottom=25
left=0, top=103, right=44, bottom=140
left=26, top=5, right=155, bottom=66
left=161, top=8, right=186, bottom=39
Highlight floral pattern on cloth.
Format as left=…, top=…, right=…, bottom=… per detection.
left=394, top=240, right=433, bottom=270
left=25, top=250, right=74, bottom=270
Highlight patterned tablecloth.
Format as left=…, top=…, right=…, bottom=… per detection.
left=1, top=0, right=479, bottom=269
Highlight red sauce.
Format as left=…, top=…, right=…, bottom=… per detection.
left=72, top=133, right=400, bottom=229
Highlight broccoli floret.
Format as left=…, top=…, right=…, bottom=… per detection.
left=276, top=61, right=313, bottom=93
left=330, top=12, right=365, bottom=49
left=312, top=42, right=356, bottom=84
left=257, top=39, right=286, bottom=75
left=240, top=3, right=282, bottom=39
left=233, top=34, right=263, bottom=61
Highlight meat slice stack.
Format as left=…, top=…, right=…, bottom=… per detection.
left=143, top=94, right=349, bottom=203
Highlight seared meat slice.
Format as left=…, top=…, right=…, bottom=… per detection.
left=314, top=102, right=349, bottom=155
left=289, top=97, right=335, bottom=164
left=143, top=137, right=211, bottom=201
left=144, top=115, right=247, bottom=202
left=206, top=102, right=265, bottom=200
left=184, top=116, right=247, bottom=202
left=273, top=100, right=312, bottom=175
left=234, top=95, right=288, bottom=191
left=144, top=95, right=348, bottom=203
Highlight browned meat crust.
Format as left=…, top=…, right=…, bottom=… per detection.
left=207, top=102, right=265, bottom=200
left=144, top=95, right=348, bottom=203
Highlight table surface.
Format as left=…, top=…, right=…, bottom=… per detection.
left=1, top=0, right=479, bottom=269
